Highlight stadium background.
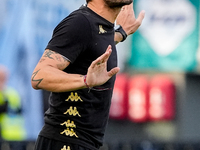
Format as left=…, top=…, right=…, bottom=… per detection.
left=0, top=0, right=199, bottom=149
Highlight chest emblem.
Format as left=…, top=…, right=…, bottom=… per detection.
left=99, top=25, right=107, bottom=34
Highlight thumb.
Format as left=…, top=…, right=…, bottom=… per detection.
left=137, top=10, right=145, bottom=24
left=107, top=67, right=120, bottom=78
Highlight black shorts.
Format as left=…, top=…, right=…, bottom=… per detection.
left=34, top=136, right=92, bottom=150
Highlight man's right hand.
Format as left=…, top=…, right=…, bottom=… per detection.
left=86, top=45, right=120, bottom=88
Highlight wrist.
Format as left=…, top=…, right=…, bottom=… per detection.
left=114, top=25, right=127, bottom=42
left=83, top=75, right=92, bottom=90
left=114, top=32, right=123, bottom=44
left=84, top=75, right=89, bottom=88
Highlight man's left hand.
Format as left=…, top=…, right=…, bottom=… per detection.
left=116, top=3, right=145, bottom=36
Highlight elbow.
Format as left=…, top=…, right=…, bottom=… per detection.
left=31, top=81, right=40, bottom=90
left=31, top=74, right=43, bottom=90
left=31, top=70, right=44, bottom=90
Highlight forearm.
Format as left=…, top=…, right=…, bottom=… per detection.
left=31, top=66, right=86, bottom=92
left=31, top=47, right=119, bottom=93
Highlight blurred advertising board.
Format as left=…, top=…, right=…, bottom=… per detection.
left=129, top=0, right=199, bottom=72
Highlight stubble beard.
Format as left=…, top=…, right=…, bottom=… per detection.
left=104, top=0, right=133, bottom=8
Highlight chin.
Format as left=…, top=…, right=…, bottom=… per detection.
left=107, top=0, right=133, bottom=8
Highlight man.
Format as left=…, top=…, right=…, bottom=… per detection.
left=32, top=0, right=145, bottom=150
left=0, top=65, right=26, bottom=142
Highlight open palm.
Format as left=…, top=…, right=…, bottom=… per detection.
left=86, top=45, right=120, bottom=88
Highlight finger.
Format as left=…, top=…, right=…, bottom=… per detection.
left=102, top=45, right=112, bottom=63
left=107, top=67, right=120, bottom=77
left=123, top=3, right=134, bottom=16
left=96, top=45, right=112, bottom=64
left=97, top=45, right=112, bottom=64
left=106, top=45, right=112, bottom=52
left=126, top=2, right=133, bottom=11
left=137, top=10, right=145, bottom=24
left=90, top=46, right=112, bottom=68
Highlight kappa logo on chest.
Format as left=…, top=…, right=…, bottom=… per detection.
left=99, top=25, right=107, bottom=34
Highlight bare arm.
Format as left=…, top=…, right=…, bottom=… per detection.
left=31, top=46, right=119, bottom=92
left=31, top=49, right=85, bottom=92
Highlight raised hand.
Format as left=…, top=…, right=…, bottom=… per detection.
left=116, top=2, right=145, bottom=36
left=86, top=45, right=120, bottom=88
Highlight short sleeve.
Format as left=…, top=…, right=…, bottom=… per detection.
left=46, top=12, right=92, bottom=63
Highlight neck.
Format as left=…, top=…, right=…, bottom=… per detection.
left=87, top=1, right=121, bottom=23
